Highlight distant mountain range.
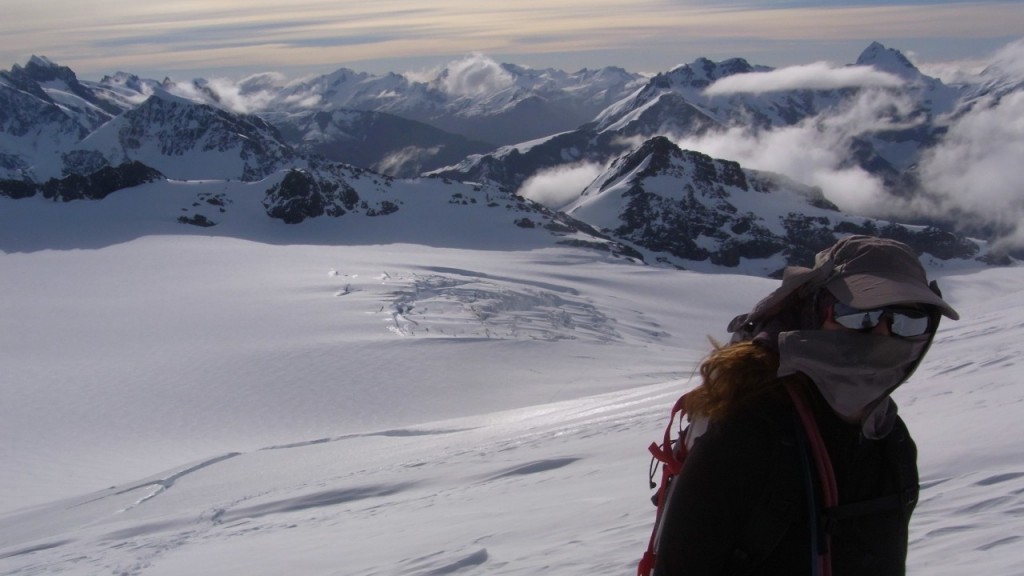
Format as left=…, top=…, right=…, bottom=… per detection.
left=433, top=43, right=965, bottom=193
left=1, top=44, right=1015, bottom=270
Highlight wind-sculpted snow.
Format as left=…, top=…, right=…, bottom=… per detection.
left=114, top=454, right=242, bottom=513
left=0, top=371, right=684, bottom=576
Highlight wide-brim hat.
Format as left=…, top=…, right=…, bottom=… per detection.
left=735, top=235, right=959, bottom=333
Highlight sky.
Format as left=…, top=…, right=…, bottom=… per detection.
left=2, top=0, right=1023, bottom=80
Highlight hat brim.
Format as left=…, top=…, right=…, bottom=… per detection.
left=744, top=265, right=822, bottom=326
left=826, top=273, right=960, bottom=320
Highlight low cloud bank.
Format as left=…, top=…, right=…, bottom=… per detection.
left=679, top=44, right=1024, bottom=250
left=705, top=62, right=904, bottom=95
left=685, top=61, right=917, bottom=217
left=516, top=162, right=605, bottom=209
left=910, top=40, right=1024, bottom=249
left=166, top=75, right=284, bottom=115
left=674, top=87, right=917, bottom=217
left=377, top=145, right=442, bottom=176
left=917, top=90, right=1024, bottom=249
left=986, top=38, right=1024, bottom=79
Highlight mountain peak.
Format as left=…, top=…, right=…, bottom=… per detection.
left=666, top=56, right=768, bottom=89
left=856, top=42, right=921, bottom=80
left=597, top=135, right=682, bottom=185
left=146, top=85, right=204, bottom=107
left=28, top=55, right=58, bottom=69
left=13, top=55, right=80, bottom=85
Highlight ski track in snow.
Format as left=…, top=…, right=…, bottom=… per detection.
left=0, top=381, right=679, bottom=576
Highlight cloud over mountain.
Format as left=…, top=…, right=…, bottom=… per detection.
left=517, top=162, right=606, bottom=209
left=917, top=90, right=1024, bottom=249
left=704, top=62, right=905, bottom=95
left=439, top=54, right=516, bottom=97
left=670, top=87, right=918, bottom=216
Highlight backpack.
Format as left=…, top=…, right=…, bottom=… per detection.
left=636, top=381, right=919, bottom=576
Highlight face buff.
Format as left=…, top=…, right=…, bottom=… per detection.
left=776, top=330, right=930, bottom=438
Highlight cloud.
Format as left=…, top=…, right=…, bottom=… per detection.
left=673, top=88, right=920, bottom=216
left=205, top=78, right=279, bottom=114
left=680, top=40, right=1024, bottom=251
left=986, top=38, right=1024, bottom=80
left=704, top=62, right=904, bottom=95
left=161, top=78, right=276, bottom=114
left=916, top=90, right=1024, bottom=249
left=439, top=54, right=515, bottom=97
left=516, top=162, right=605, bottom=209
left=376, top=146, right=442, bottom=176
left=912, top=56, right=987, bottom=86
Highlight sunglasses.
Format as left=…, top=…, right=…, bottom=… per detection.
left=832, top=302, right=932, bottom=337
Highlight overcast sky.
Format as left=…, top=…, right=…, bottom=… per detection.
left=2, top=1, right=1022, bottom=80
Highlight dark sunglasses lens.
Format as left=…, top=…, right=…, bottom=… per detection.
left=890, top=310, right=930, bottom=337
left=834, top=309, right=884, bottom=331
left=833, top=303, right=931, bottom=337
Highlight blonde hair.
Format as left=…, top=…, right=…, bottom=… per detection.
left=685, top=340, right=781, bottom=420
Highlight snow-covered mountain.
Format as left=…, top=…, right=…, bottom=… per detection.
left=0, top=159, right=641, bottom=263
left=951, top=42, right=1024, bottom=118
left=0, top=133, right=987, bottom=277
left=563, top=136, right=980, bottom=272
left=270, top=108, right=493, bottom=178
left=1, top=42, right=1022, bottom=264
left=0, top=56, right=645, bottom=180
left=257, top=60, right=646, bottom=146
left=73, top=89, right=300, bottom=182
left=1, top=55, right=125, bottom=130
left=442, top=43, right=970, bottom=198
left=0, top=59, right=98, bottom=181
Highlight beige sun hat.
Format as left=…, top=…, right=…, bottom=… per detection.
left=730, top=235, right=959, bottom=338
left=820, top=235, right=959, bottom=319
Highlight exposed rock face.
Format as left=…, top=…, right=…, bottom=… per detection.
left=263, top=168, right=362, bottom=224
left=0, top=161, right=164, bottom=201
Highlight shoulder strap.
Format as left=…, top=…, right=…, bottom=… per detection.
left=786, top=382, right=837, bottom=576
left=638, top=393, right=690, bottom=576
left=786, top=384, right=921, bottom=576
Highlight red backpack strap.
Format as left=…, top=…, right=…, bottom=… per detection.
left=786, top=383, right=838, bottom=576
left=638, top=393, right=690, bottom=576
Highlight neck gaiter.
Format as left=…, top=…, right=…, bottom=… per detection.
left=777, top=330, right=928, bottom=438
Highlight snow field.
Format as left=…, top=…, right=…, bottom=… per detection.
left=1, top=235, right=1021, bottom=575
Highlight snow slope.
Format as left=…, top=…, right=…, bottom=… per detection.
left=1, top=193, right=1022, bottom=575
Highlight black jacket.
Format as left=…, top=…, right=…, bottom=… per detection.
left=653, top=383, right=918, bottom=576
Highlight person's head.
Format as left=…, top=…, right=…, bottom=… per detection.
left=730, top=234, right=957, bottom=343
left=720, top=235, right=959, bottom=435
